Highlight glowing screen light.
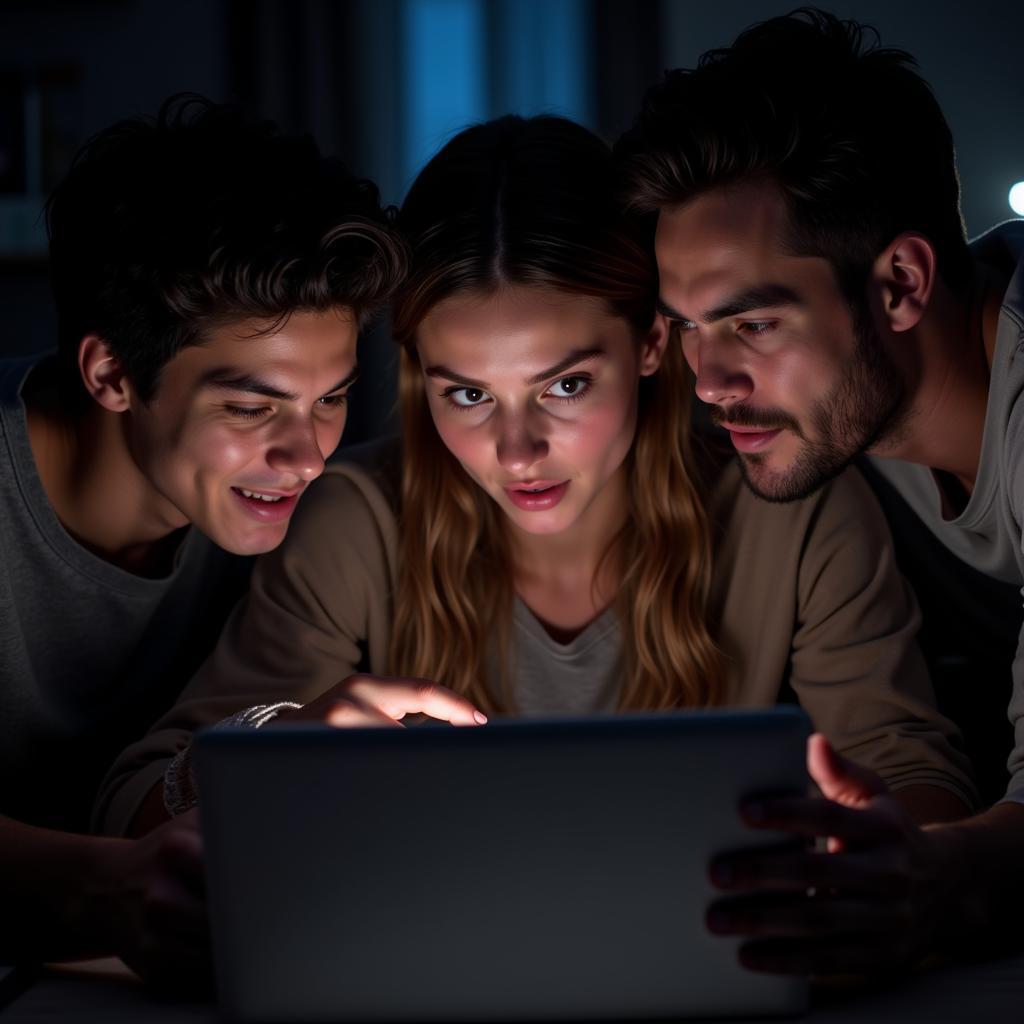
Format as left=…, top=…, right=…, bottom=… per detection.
left=1010, top=182, right=1024, bottom=217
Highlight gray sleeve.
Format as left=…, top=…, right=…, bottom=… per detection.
left=1000, top=384, right=1024, bottom=805
left=1004, top=635, right=1024, bottom=805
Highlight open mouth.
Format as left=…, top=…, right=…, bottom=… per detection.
left=230, top=486, right=300, bottom=522
left=234, top=488, right=286, bottom=503
left=503, top=480, right=569, bottom=511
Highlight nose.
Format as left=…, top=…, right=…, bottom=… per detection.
left=688, top=335, right=754, bottom=407
left=495, top=409, right=548, bottom=474
left=266, top=415, right=326, bottom=482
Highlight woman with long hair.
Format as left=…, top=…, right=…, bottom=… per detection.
left=390, top=115, right=722, bottom=716
left=99, top=115, right=974, bottom=836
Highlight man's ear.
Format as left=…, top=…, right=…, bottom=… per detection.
left=871, top=232, right=937, bottom=334
left=78, top=335, right=133, bottom=412
left=639, top=313, right=671, bottom=376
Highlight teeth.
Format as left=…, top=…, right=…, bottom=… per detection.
left=239, top=489, right=283, bottom=502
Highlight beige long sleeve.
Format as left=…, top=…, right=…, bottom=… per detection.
left=93, top=462, right=399, bottom=836
left=95, top=449, right=977, bottom=835
left=708, top=461, right=975, bottom=804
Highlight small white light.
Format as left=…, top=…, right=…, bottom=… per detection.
left=1010, top=182, right=1024, bottom=217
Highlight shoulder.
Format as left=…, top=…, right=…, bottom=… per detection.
left=0, top=354, right=42, bottom=406
left=269, top=437, right=401, bottom=577
left=329, top=436, right=401, bottom=508
left=710, top=461, right=890, bottom=575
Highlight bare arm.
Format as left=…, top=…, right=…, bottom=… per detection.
left=0, top=811, right=209, bottom=990
left=0, top=815, right=121, bottom=962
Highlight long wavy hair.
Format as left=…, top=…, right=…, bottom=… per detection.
left=391, top=115, right=725, bottom=714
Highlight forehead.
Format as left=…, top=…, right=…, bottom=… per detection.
left=416, top=287, right=626, bottom=369
left=655, top=183, right=794, bottom=303
left=167, top=307, right=358, bottom=380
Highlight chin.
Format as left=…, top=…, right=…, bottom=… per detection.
left=738, top=451, right=843, bottom=505
left=507, top=509, right=576, bottom=536
left=208, top=523, right=289, bottom=556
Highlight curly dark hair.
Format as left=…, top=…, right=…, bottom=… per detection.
left=616, top=8, right=971, bottom=305
left=46, top=94, right=407, bottom=401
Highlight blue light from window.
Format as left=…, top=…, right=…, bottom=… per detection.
left=401, top=0, right=486, bottom=193
left=496, top=0, right=592, bottom=126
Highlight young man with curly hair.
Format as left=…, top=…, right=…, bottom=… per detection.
left=0, top=96, right=409, bottom=983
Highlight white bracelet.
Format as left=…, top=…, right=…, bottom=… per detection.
left=162, top=701, right=302, bottom=816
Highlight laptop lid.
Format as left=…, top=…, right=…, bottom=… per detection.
left=196, top=708, right=809, bottom=1021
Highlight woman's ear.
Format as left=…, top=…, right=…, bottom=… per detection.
left=78, top=335, right=133, bottom=412
left=639, top=313, right=671, bottom=376
left=871, top=232, right=937, bottom=334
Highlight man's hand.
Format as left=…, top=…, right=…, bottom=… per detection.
left=279, top=674, right=488, bottom=728
left=105, top=809, right=212, bottom=994
left=0, top=809, right=213, bottom=994
left=706, top=734, right=951, bottom=974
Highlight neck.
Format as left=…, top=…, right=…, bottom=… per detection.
left=25, top=390, right=188, bottom=576
left=873, top=266, right=1005, bottom=495
left=507, top=466, right=628, bottom=630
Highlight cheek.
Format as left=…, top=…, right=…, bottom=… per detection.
left=433, top=415, right=488, bottom=474
left=765, top=351, right=836, bottom=411
left=560, top=393, right=637, bottom=471
left=422, top=393, right=487, bottom=473
left=158, top=420, right=266, bottom=483
left=316, top=411, right=348, bottom=455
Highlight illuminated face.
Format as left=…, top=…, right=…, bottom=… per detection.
left=125, top=307, right=359, bottom=554
left=655, top=182, right=905, bottom=502
left=416, top=286, right=664, bottom=537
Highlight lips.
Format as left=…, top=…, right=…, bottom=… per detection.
left=230, top=486, right=302, bottom=523
left=722, top=425, right=783, bottom=454
left=503, top=480, right=569, bottom=511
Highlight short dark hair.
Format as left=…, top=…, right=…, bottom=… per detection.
left=46, top=94, right=407, bottom=401
left=617, top=8, right=972, bottom=304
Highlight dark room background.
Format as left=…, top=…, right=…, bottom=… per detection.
left=2, top=0, right=1023, bottom=445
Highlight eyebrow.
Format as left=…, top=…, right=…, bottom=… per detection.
left=424, top=347, right=606, bottom=390
left=200, top=366, right=360, bottom=401
left=658, top=284, right=803, bottom=325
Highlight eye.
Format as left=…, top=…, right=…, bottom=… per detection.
left=670, top=317, right=697, bottom=333
left=545, top=375, right=591, bottom=401
left=316, top=393, right=348, bottom=410
left=739, top=321, right=777, bottom=337
left=225, top=405, right=270, bottom=420
left=443, top=386, right=491, bottom=409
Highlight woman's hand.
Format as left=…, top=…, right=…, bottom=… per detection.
left=279, top=674, right=488, bottom=728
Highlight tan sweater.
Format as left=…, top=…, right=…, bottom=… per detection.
left=95, top=445, right=976, bottom=835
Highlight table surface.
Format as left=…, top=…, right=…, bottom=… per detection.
left=3, top=950, right=1024, bottom=1022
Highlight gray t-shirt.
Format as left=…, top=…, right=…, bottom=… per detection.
left=503, top=600, right=621, bottom=716
left=0, top=356, right=251, bottom=831
left=868, top=220, right=1024, bottom=802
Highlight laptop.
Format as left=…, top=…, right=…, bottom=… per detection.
left=195, top=708, right=810, bottom=1021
